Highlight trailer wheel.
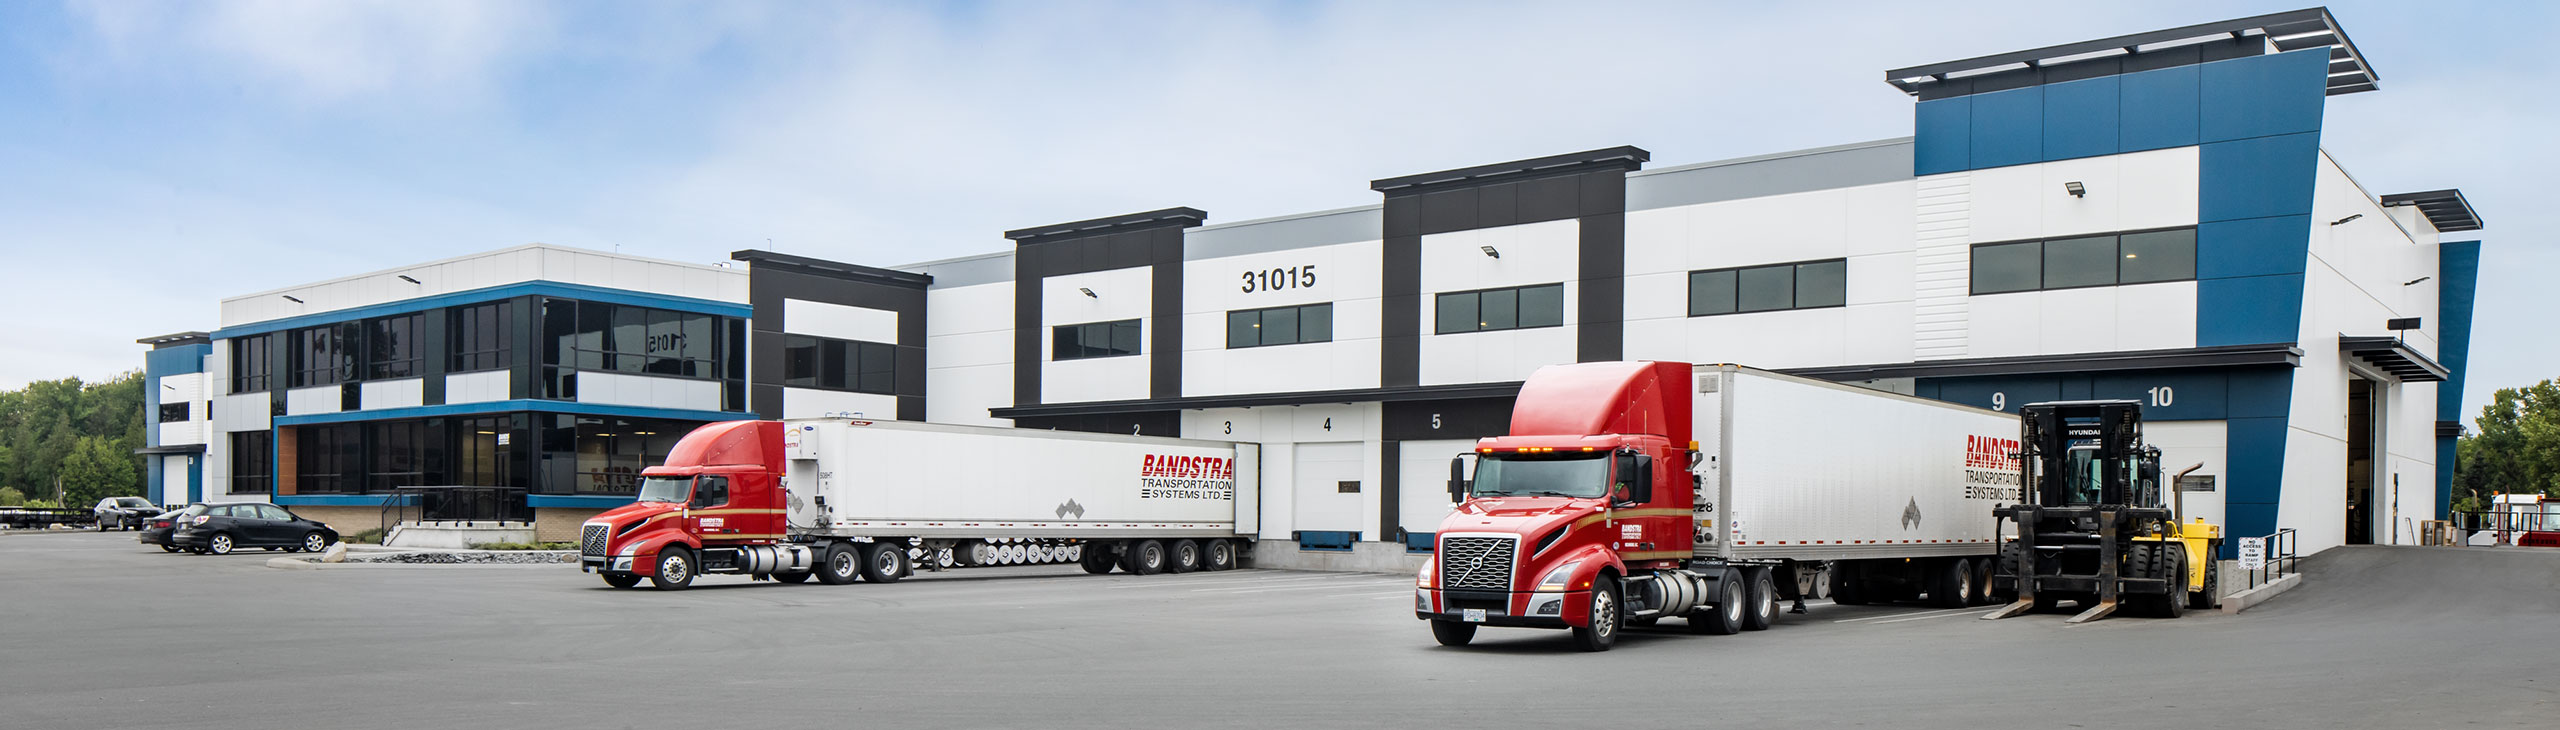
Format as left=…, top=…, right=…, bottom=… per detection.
left=818, top=543, right=861, bottom=585
left=1931, top=558, right=1973, bottom=608
left=1428, top=619, right=1477, bottom=647
left=1122, top=540, right=1166, bottom=575
left=1572, top=574, right=1623, bottom=652
left=1079, top=545, right=1118, bottom=574
left=1204, top=540, right=1237, bottom=571
left=1168, top=540, right=1201, bottom=573
left=1828, top=564, right=1867, bottom=606
left=1741, top=568, right=1776, bottom=631
left=859, top=542, right=907, bottom=584
left=601, top=572, right=642, bottom=589
left=649, top=547, right=696, bottom=590
left=1689, top=572, right=1745, bottom=635
left=1968, top=557, right=1996, bottom=606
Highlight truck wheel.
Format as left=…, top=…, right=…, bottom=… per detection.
left=859, top=542, right=907, bottom=583
left=601, top=572, right=642, bottom=589
left=1572, top=574, right=1622, bottom=652
left=1122, top=540, right=1166, bottom=575
left=1168, top=540, right=1201, bottom=573
left=1204, top=540, right=1237, bottom=571
left=1741, top=568, right=1776, bottom=631
left=1829, top=564, right=1867, bottom=606
left=1079, top=545, right=1117, bottom=574
left=649, top=547, right=696, bottom=590
left=817, top=544, right=860, bottom=584
left=1689, top=572, right=1745, bottom=635
left=1428, top=619, right=1477, bottom=647
left=1933, top=558, right=1973, bottom=608
left=773, top=570, right=812, bottom=584
left=2188, top=549, right=2220, bottom=611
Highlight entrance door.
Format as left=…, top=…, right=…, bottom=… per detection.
left=2345, top=378, right=2377, bottom=545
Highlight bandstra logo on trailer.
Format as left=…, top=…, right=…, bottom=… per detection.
left=1138, top=454, right=1236, bottom=501
left=1961, top=435, right=2023, bottom=500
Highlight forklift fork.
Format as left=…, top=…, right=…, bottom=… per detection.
left=2062, top=509, right=2123, bottom=624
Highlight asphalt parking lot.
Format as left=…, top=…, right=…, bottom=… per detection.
left=3, top=530, right=2554, bottom=729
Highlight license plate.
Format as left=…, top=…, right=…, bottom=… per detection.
left=1462, top=608, right=1486, bottom=623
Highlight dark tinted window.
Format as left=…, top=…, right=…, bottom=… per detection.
left=781, top=334, right=896, bottom=395
left=158, top=403, right=190, bottom=423
left=1972, top=228, right=2198, bottom=294
left=2042, top=236, right=2118, bottom=289
left=2118, top=229, right=2198, bottom=284
left=1794, top=260, right=1848, bottom=308
left=691, top=476, right=729, bottom=508
left=1971, top=242, right=2043, bottom=295
left=1691, top=259, right=1844, bottom=316
left=1228, top=304, right=1333, bottom=348
left=230, top=334, right=272, bottom=393
left=1052, top=320, right=1142, bottom=360
left=1434, top=292, right=1478, bottom=335
left=1736, top=265, right=1795, bottom=312
left=366, top=313, right=423, bottom=380
left=449, top=301, right=511, bottom=373
left=1688, top=270, right=1737, bottom=316
left=229, top=431, right=271, bottom=494
left=1437, top=284, right=1562, bottom=334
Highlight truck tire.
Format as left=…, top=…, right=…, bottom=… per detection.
left=1572, top=573, right=1622, bottom=652
left=1689, top=571, right=1745, bottom=635
left=1079, top=545, right=1117, bottom=574
left=818, top=543, right=861, bottom=585
left=650, top=547, right=696, bottom=590
left=2187, top=549, right=2220, bottom=611
left=1428, top=619, right=1477, bottom=647
left=601, top=572, right=642, bottom=589
left=1204, top=540, right=1237, bottom=571
left=1829, top=564, right=1867, bottom=606
left=1168, top=540, right=1201, bottom=573
left=1742, top=568, right=1777, bottom=631
left=859, top=542, right=907, bottom=584
left=1122, top=539, right=1166, bottom=575
left=1933, top=558, right=1973, bottom=608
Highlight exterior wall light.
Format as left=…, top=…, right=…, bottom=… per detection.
left=281, top=295, right=304, bottom=303
left=2332, top=214, right=2362, bottom=226
left=2063, top=181, right=2086, bottom=198
left=1480, top=245, right=1500, bottom=259
left=397, top=274, right=421, bottom=284
left=1079, top=287, right=1097, bottom=299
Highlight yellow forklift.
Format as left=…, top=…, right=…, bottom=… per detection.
left=1986, top=400, right=2221, bottom=622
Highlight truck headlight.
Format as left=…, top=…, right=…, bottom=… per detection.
left=1417, top=557, right=1436, bottom=588
left=1537, top=561, right=1583, bottom=591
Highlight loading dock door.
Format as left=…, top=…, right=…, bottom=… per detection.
left=1292, top=443, right=1365, bottom=540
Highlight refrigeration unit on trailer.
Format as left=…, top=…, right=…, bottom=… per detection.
left=578, top=418, right=1259, bottom=590
left=1416, top=362, right=2021, bottom=651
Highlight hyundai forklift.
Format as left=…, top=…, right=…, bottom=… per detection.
left=1985, top=400, right=2222, bottom=623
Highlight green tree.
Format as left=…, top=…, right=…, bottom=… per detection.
left=59, top=435, right=140, bottom=506
left=0, top=371, right=146, bottom=502
left=2453, top=379, right=2560, bottom=511
left=0, top=486, right=22, bottom=506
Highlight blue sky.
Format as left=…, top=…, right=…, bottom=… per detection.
left=1, top=0, right=2549, bottom=422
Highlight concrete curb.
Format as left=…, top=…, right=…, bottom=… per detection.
left=265, top=556, right=578, bottom=570
left=2220, top=572, right=2302, bottom=614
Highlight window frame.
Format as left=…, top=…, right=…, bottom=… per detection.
left=229, top=334, right=272, bottom=394
left=448, top=301, right=512, bottom=374
left=158, top=402, right=191, bottom=423
left=1968, top=226, right=2200, bottom=295
left=1052, top=319, right=1144, bottom=361
left=780, top=333, right=899, bottom=395
left=228, top=430, right=272, bottom=495
left=1687, top=258, right=1849, bottom=317
left=1225, top=303, right=1336, bottom=349
left=1434, top=283, right=1565, bottom=335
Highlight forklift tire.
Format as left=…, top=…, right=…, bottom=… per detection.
left=1079, top=545, right=1118, bottom=574
left=1828, top=564, right=1868, bottom=606
left=1933, top=558, right=1973, bottom=608
left=649, top=547, right=696, bottom=591
left=773, top=570, right=812, bottom=584
left=2188, top=552, right=2221, bottom=611
left=1429, top=619, right=1477, bottom=647
left=859, top=542, right=907, bottom=584
left=1123, top=539, right=1167, bottom=575
left=2156, top=544, right=2188, bottom=619
left=1689, top=571, right=1746, bottom=635
left=601, top=572, right=642, bottom=589
left=1168, top=539, right=1201, bottom=573
left=1969, top=557, right=1997, bottom=606
left=1571, top=574, right=1623, bottom=652
left=818, top=543, right=861, bottom=585
left=1741, top=568, right=1776, bottom=631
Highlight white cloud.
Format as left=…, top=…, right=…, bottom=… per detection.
left=62, top=0, right=550, bottom=101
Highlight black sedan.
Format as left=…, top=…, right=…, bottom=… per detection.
left=171, top=503, right=338, bottom=555
left=93, top=497, right=162, bottom=531
left=137, top=505, right=202, bottom=552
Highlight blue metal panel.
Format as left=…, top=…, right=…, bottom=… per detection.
left=2224, top=412, right=2292, bottom=554
left=2224, top=368, right=2295, bottom=419
left=2222, top=502, right=2278, bottom=560
left=145, top=344, right=208, bottom=377
left=2088, top=371, right=2229, bottom=421
left=147, top=455, right=165, bottom=503
left=2199, top=49, right=2329, bottom=144
left=2039, top=76, right=2120, bottom=162
left=1295, top=530, right=1359, bottom=552
left=2196, top=274, right=2306, bottom=346
left=1404, top=531, right=1436, bottom=553
left=2198, top=132, right=2321, bottom=223
left=272, top=399, right=750, bottom=427
left=2117, top=65, right=2201, bottom=152
left=528, top=494, right=635, bottom=509
left=2197, top=215, right=2312, bottom=279
left=1927, top=375, right=2060, bottom=415
left=186, top=455, right=202, bottom=507
left=1968, top=87, right=2043, bottom=170
left=1914, top=97, right=1972, bottom=176
left=2436, top=240, right=2482, bottom=515
left=210, top=281, right=751, bottom=340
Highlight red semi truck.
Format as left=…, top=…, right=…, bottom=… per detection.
left=579, top=418, right=1257, bottom=589
left=1416, top=361, right=2021, bottom=651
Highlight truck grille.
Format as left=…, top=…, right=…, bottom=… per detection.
left=1438, top=537, right=1516, bottom=591
left=581, top=524, right=608, bottom=558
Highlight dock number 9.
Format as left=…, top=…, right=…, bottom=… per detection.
left=1990, top=392, right=2005, bottom=411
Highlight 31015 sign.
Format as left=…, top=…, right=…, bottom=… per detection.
left=1240, top=265, right=1315, bottom=293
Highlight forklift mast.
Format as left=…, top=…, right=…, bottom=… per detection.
left=2020, top=400, right=2158, bottom=510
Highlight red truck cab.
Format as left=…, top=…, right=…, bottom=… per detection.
left=580, top=420, right=789, bottom=589
left=1416, top=361, right=1719, bottom=651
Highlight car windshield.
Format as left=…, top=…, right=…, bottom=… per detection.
left=177, top=505, right=207, bottom=516
left=1471, top=454, right=1610, bottom=499
left=636, top=476, right=693, bottom=504
left=116, top=498, right=153, bottom=508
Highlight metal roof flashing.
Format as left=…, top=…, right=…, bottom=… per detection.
left=1885, top=8, right=2378, bottom=98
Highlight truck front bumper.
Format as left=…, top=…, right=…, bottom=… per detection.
left=1414, top=588, right=1588, bottom=628
left=580, top=556, right=634, bottom=573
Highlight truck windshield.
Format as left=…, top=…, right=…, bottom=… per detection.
left=1472, top=454, right=1610, bottom=499
left=636, top=476, right=693, bottom=504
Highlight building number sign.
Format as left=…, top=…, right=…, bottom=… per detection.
left=1240, top=265, right=1316, bottom=293
left=1984, top=386, right=2174, bottom=412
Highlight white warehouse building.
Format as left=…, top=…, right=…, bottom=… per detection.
left=141, top=9, right=2481, bottom=562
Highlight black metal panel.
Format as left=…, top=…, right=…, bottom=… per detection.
left=1005, top=208, right=1205, bottom=409
left=994, top=382, right=1525, bottom=421
left=2379, top=189, right=2484, bottom=232
left=1382, top=397, right=1516, bottom=442
left=1576, top=212, right=1625, bottom=363
left=1518, top=174, right=1580, bottom=224
left=1370, top=146, right=1649, bottom=195
left=1478, top=181, right=1518, bottom=228
left=1788, top=343, right=2304, bottom=381
left=418, top=306, right=447, bottom=406
left=1379, top=440, right=1400, bottom=544
left=1381, top=236, right=1422, bottom=389
left=736, top=251, right=933, bottom=419
left=1150, top=227, right=1184, bottom=399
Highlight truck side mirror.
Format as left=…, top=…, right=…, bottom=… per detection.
left=1446, top=456, right=1468, bottom=503
left=1631, top=454, right=1653, bottom=504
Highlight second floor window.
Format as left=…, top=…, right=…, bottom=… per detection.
left=229, top=334, right=272, bottom=393
left=366, top=313, right=423, bottom=380
left=783, top=334, right=897, bottom=394
left=1972, top=228, right=2197, bottom=295
left=1054, top=319, right=1142, bottom=361
left=450, top=301, right=512, bottom=373
left=1689, top=259, right=1847, bottom=316
left=1227, top=303, right=1334, bottom=348
left=288, top=323, right=360, bottom=388
left=1436, top=283, right=1563, bottom=335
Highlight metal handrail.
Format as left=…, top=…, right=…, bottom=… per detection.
left=2242, top=528, right=2299, bottom=590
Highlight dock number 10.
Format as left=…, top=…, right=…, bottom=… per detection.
left=2147, top=386, right=2174, bottom=407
